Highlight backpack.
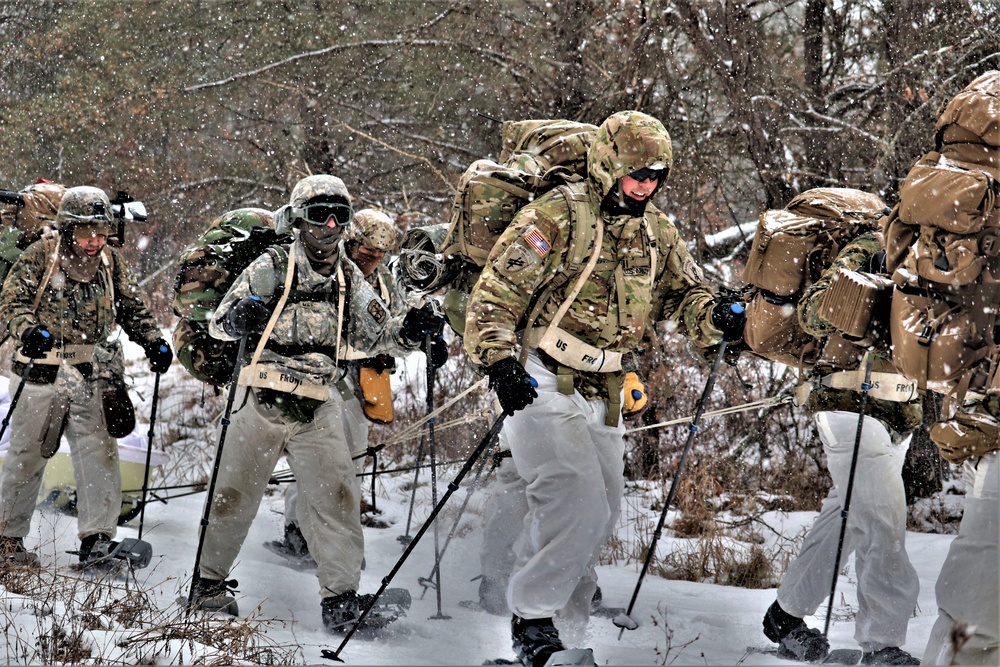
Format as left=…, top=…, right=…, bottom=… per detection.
left=398, top=118, right=603, bottom=336
left=0, top=180, right=66, bottom=284
left=885, top=71, right=1000, bottom=399
left=742, top=187, right=888, bottom=370
left=171, top=207, right=290, bottom=386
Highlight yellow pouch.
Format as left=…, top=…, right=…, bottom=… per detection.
left=623, top=372, right=647, bottom=415
left=360, top=366, right=393, bottom=424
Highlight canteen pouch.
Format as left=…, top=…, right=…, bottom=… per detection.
left=102, top=380, right=136, bottom=439
left=359, top=365, right=393, bottom=424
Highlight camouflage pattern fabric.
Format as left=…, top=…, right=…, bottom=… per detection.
left=0, top=235, right=161, bottom=381
left=290, top=175, right=352, bottom=208
left=344, top=209, right=397, bottom=252
left=209, top=237, right=417, bottom=420
left=464, top=111, right=719, bottom=400
left=798, top=231, right=923, bottom=435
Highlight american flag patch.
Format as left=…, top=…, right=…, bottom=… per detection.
left=524, top=228, right=552, bottom=257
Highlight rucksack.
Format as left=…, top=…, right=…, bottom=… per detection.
left=398, top=118, right=603, bottom=336
left=885, top=71, right=1000, bottom=419
left=0, top=180, right=66, bottom=284
left=171, top=207, right=290, bottom=387
left=742, top=187, right=888, bottom=370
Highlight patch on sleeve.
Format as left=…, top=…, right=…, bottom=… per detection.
left=497, top=244, right=537, bottom=279
left=523, top=227, right=552, bottom=258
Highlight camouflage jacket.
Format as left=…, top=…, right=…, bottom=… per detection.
left=797, top=231, right=922, bottom=435
left=464, top=187, right=720, bottom=399
left=0, top=235, right=161, bottom=380
left=209, top=237, right=418, bottom=382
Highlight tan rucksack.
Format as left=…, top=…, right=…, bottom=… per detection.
left=0, top=180, right=66, bottom=283
left=884, top=70, right=1000, bottom=460
left=742, top=187, right=888, bottom=370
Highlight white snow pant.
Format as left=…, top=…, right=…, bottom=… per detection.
left=923, top=451, right=999, bottom=666
left=504, top=354, right=624, bottom=624
left=0, top=373, right=120, bottom=541
left=480, top=439, right=527, bottom=595
left=199, top=386, right=364, bottom=600
left=284, top=380, right=368, bottom=528
left=777, top=411, right=918, bottom=652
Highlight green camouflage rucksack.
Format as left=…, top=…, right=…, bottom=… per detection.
left=396, top=118, right=601, bottom=336
left=171, top=207, right=291, bottom=386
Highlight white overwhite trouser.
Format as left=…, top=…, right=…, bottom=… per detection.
left=922, top=451, right=999, bottom=666
left=479, top=434, right=527, bottom=597
left=504, top=353, right=623, bottom=625
left=776, top=410, right=919, bottom=652
left=284, top=379, right=368, bottom=528
left=0, top=373, right=120, bottom=541
left=199, top=386, right=363, bottom=599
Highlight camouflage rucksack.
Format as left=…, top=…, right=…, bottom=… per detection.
left=397, top=118, right=601, bottom=336
left=0, top=180, right=66, bottom=284
left=171, top=208, right=290, bottom=386
left=742, top=187, right=889, bottom=370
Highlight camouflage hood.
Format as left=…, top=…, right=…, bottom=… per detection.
left=586, top=111, right=673, bottom=201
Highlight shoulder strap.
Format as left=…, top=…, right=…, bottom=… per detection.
left=247, top=243, right=297, bottom=368
left=32, top=233, right=62, bottom=311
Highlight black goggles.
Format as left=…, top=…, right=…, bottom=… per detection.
left=296, top=202, right=354, bottom=227
left=628, top=166, right=666, bottom=182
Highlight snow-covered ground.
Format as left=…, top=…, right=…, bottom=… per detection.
left=0, top=334, right=959, bottom=666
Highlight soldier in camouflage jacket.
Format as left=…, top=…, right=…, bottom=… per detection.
left=275, top=208, right=444, bottom=562
left=762, top=230, right=922, bottom=665
left=194, top=176, right=442, bottom=631
left=464, top=111, right=744, bottom=666
left=0, top=186, right=171, bottom=566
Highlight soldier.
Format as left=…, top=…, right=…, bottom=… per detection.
left=192, top=176, right=444, bottom=632
left=0, top=186, right=172, bottom=566
left=463, top=110, right=744, bottom=667
left=761, top=229, right=922, bottom=666
left=274, top=208, right=446, bottom=562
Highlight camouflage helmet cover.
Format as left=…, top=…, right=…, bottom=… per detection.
left=289, top=174, right=352, bottom=208
left=57, top=186, right=114, bottom=234
left=344, top=208, right=397, bottom=252
left=586, top=111, right=673, bottom=201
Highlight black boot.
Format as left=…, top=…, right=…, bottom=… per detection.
left=284, top=522, right=310, bottom=557
left=78, top=533, right=115, bottom=565
left=861, top=647, right=920, bottom=665
left=512, top=615, right=565, bottom=667
left=763, top=601, right=828, bottom=663
left=189, top=574, right=239, bottom=615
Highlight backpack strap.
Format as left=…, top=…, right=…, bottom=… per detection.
left=32, top=233, right=62, bottom=312
left=245, top=243, right=297, bottom=369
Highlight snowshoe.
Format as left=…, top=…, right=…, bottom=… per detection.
left=778, top=626, right=830, bottom=662
left=69, top=533, right=151, bottom=570
left=185, top=575, right=240, bottom=616
left=321, top=588, right=411, bottom=633
left=263, top=539, right=318, bottom=570
left=0, top=536, right=40, bottom=568
left=860, top=647, right=920, bottom=665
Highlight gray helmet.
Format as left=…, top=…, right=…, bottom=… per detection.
left=57, top=186, right=114, bottom=234
left=275, top=174, right=354, bottom=235
left=344, top=209, right=397, bottom=252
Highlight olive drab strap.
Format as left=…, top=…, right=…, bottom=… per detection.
left=336, top=259, right=347, bottom=365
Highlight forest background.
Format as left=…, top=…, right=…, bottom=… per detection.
left=1, top=0, right=999, bottom=516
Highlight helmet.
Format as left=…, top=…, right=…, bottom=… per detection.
left=343, top=209, right=397, bottom=252
left=276, top=175, right=354, bottom=236
left=56, top=186, right=114, bottom=235
left=586, top=111, right=673, bottom=201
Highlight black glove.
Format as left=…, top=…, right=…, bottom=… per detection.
left=422, top=335, right=448, bottom=370
left=711, top=298, right=747, bottom=342
left=401, top=303, right=445, bottom=344
left=21, top=325, right=54, bottom=359
left=144, top=338, right=174, bottom=374
left=223, top=295, right=270, bottom=337
left=487, top=357, right=538, bottom=415
left=366, top=354, right=395, bottom=375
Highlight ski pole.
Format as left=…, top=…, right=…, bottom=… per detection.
left=186, top=332, right=249, bottom=613
left=418, top=435, right=497, bottom=596
left=136, top=369, right=162, bottom=541
left=615, top=341, right=729, bottom=638
left=322, top=411, right=507, bottom=662
left=423, top=332, right=449, bottom=620
left=397, top=433, right=425, bottom=545
left=0, top=359, right=35, bottom=443
left=822, top=354, right=875, bottom=637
